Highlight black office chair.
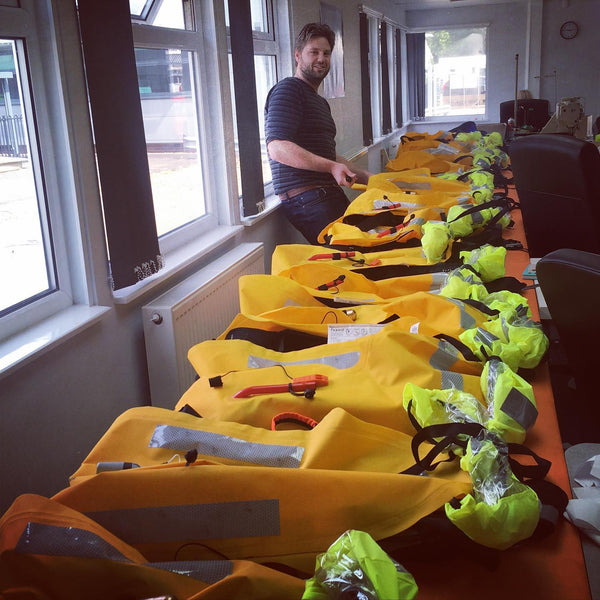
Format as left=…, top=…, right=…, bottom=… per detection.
left=537, top=249, right=600, bottom=443
left=499, top=99, right=551, bottom=131
left=509, top=134, right=600, bottom=257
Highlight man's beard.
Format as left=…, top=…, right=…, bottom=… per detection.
left=298, top=62, right=329, bottom=86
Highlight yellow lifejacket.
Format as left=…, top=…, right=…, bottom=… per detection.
left=176, top=328, right=483, bottom=432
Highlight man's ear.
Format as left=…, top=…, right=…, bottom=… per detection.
left=294, top=49, right=300, bottom=64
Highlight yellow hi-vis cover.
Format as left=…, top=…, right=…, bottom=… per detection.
left=225, top=290, right=490, bottom=341
left=255, top=264, right=450, bottom=306
left=0, top=494, right=306, bottom=600
left=52, top=462, right=472, bottom=572
left=385, top=150, right=471, bottom=174
left=176, top=328, right=483, bottom=432
left=271, top=244, right=455, bottom=277
left=354, top=170, right=471, bottom=196
left=68, top=406, right=468, bottom=483
left=237, top=273, right=451, bottom=316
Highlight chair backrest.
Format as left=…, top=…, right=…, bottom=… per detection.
left=536, top=249, right=600, bottom=439
left=500, top=99, right=551, bottom=131
left=509, top=134, right=600, bottom=257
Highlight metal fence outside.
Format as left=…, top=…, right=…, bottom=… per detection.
left=0, top=114, right=27, bottom=157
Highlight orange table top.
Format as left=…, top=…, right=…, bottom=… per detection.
left=408, top=188, right=591, bottom=600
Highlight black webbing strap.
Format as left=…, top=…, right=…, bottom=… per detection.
left=401, top=421, right=486, bottom=475
left=434, top=333, right=480, bottom=363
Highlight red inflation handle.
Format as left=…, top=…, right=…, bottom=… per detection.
left=233, top=374, right=329, bottom=398
left=308, top=251, right=356, bottom=261
left=317, top=274, right=346, bottom=290
left=376, top=223, right=406, bottom=238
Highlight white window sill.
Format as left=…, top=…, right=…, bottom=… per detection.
left=0, top=304, right=111, bottom=380
left=241, top=194, right=281, bottom=227
left=112, top=224, right=244, bottom=305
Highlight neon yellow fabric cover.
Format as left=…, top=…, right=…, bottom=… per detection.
left=421, top=221, right=452, bottom=263
left=302, top=530, right=418, bottom=600
left=402, top=382, right=487, bottom=431
left=481, top=359, right=538, bottom=444
left=439, top=266, right=489, bottom=301
left=445, top=435, right=540, bottom=550
left=460, top=244, right=507, bottom=282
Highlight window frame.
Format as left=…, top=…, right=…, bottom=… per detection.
left=130, top=8, right=225, bottom=256
left=417, top=24, right=489, bottom=122
left=0, top=3, right=81, bottom=341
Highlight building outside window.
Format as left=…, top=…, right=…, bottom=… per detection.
left=425, top=27, right=487, bottom=118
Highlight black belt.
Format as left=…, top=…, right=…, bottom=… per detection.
left=279, top=184, right=336, bottom=202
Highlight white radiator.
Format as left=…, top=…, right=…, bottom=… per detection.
left=142, top=242, right=265, bottom=408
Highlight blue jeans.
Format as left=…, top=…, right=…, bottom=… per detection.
left=280, top=186, right=349, bottom=245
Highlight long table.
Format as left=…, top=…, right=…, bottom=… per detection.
left=404, top=191, right=592, bottom=599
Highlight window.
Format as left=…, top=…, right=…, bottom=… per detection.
left=0, top=39, right=54, bottom=317
left=360, top=8, right=403, bottom=144
left=131, top=0, right=210, bottom=240
left=0, top=3, right=91, bottom=345
left=424, top=27, right=487, bottom=118
left=226, top=0, right=282, bottom=198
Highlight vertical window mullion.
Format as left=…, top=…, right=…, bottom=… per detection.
left=228, top=0, right=264, bottom=217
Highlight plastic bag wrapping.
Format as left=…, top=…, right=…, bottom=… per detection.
left=459, top=245, right=506, bottom=283
left=445, top=431, right=540, bottom=550
left=481, top=359, right=538, bottom=444
left=565, top=454, right=600, bottom=546
left=459, top=314, right=549, bottom=371
left=302, top=530, right=418, bottom=600
left=403, top=383, right=486, bottom=430
left=439, top=266, right=488, bottom=301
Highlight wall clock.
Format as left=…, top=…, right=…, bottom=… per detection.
left=560, top=21, right=579, bottom=40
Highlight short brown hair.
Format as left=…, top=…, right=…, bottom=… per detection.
left=295, top=23, right=335, bottom=53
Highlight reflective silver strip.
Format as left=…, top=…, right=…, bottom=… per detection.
left=430, top=272, right=447, bottom=291
left=474, top=328, right=499, bottom=349
left=411, top=217, right=426, bottom=226
left=427, top=142, right=461, bottom=155
left=147, top=560, right=233, bottom=583
left=471, top=210, right=485, bottom=225
left=440, top=370, right=465, bottom=391
left=150, top=425, right=304, bottom=468
left=373, top=200, right=420, bottom=210
left=457, top=195, right=471, bottom=205
left=392, top=180, right=432, bottom=190
left=86, top=499, right=280, bottom=544
left=500, top=387, right=538, bottom=430
left=14, top=522, right=131, bottom=562
left=430, top=340, right=464, bottom=390
left=445, top=297, right=476, bottom=330
left=248, top=351, right=360, bottom=370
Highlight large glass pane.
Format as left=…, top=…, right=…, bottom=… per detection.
left=228, top=52, right=276, bottom=194
left=130, top=0, right=191, bottom=30
left=0, top=40, right=53, bottom=314
left=225, top=0, right=271, bottom=34
left=135, top=47, right=205, bottom=236
left=425, top=28, right=486, bottom=117
left=254, top=54, right=276, bottom=186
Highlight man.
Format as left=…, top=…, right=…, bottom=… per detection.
left=265, top=22, right=372, bottom=245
